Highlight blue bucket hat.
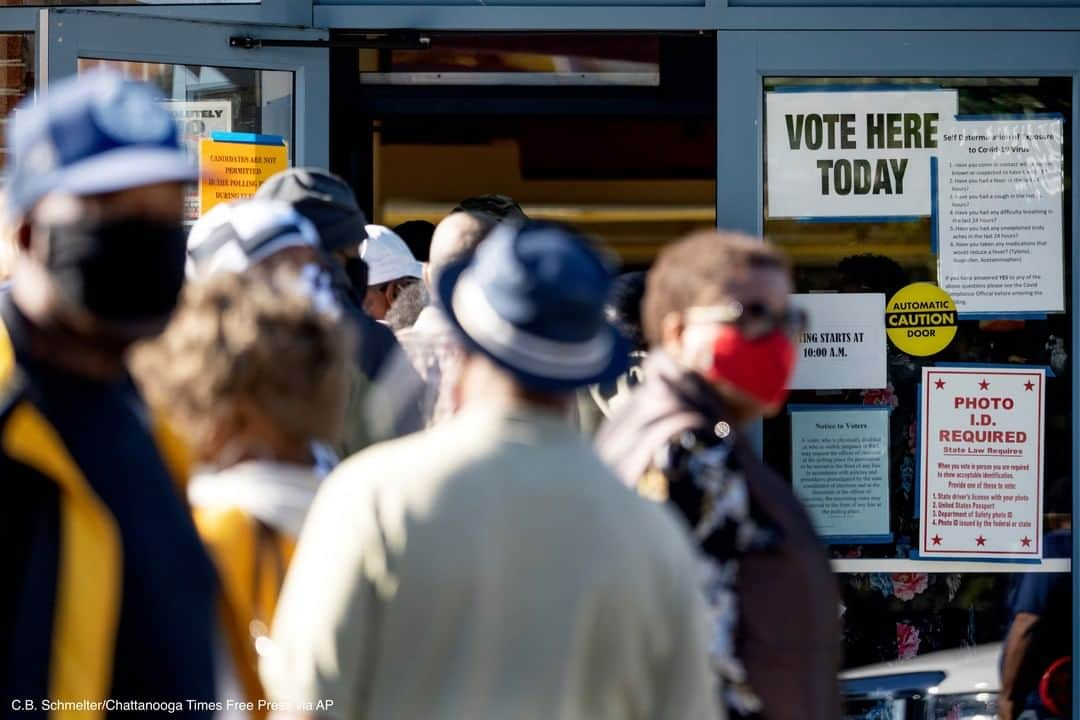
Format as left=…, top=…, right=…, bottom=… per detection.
left=7, top=70, right=196, bottom=218
left=436, top=221, right=629, bottom=392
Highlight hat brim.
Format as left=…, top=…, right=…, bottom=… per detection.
left=436, top=257, right=630, bottom=392
left=368, top=259, right=424, bottom=287
left=55, top=145, right=198, bottom=198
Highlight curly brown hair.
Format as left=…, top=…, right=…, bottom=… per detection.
left=642, top=230, right=790, bottom=347
left=132, top=267, right=351, bottom=456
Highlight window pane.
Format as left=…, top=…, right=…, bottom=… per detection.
left=0, top=32, right=33, bottom=171
left=78, top=59, right=293, bottom=222
left=762, top=77, right=1072, bottom=670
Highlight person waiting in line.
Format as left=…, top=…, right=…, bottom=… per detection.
left=578, top=270, right=649, bottom=435
left=396, top=210, right=496, bottom=425
left=0, top=71, right=218, bottom=716
left=261, top=222, right=720, bottom=720
left=360, top=224, right=423, bottom=321
left=596, top=230, right=841, bottom=720
left=256, top=170, right=426, bottom=447
left=131, top=268, right=350, bottom=717
left=185, top=198, right=420, bottom=458
left=1000, top=475, right=1073, bottom=720
left=255, top=168, right=402, bottom=383
left=452, top=193, right=529, bottom=224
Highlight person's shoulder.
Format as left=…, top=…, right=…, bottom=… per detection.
left=323, top=423, right=463, bottom=496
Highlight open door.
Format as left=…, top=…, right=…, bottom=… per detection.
left=40, top=8, right=329, bottom=194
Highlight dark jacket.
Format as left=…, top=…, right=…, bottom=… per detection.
left=0, top=302, right=226, bottom=719
left=335, top=284, right=425, bottom=452
left=596, top=352, right=842, bottom=720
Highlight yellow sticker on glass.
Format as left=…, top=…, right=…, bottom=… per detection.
left=885, top=282, right=958, bottom=357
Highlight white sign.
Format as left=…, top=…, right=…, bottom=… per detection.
left=789, top=293, right=887, bottom=390
left=935, top=117, right=1065, bottom=315
left=791, top=407, right=891, bottom=541
left=919, top=366, right=1045, bottom=561
left=162, top=100, right=232, bottom=223
left=162, top=100, right=233, bottom=156
left=766, top=89, right=958, bottom=219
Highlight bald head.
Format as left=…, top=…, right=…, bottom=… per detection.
left=428, top=211, right=497, bottom=279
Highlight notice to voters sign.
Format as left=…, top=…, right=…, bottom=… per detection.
left=765, top=88, right=958, bottom=219
left=791, top=406, right=891, bottom=543
left=199, top=133, right=288, bottom=216
left=918, top=366, right=1045, bottom=561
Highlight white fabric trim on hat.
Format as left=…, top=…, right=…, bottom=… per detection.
left=195, top=233, right=312, bottom=278
left=451, top=271, right=614, bottom=380
left=186, top=199, right=320, bottom=280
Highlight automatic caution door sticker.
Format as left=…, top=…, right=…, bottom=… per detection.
left=886, top=282, right=957, bottom=357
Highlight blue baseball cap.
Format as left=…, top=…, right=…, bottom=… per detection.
left=7, top=70, right=197, bottom=218
left=436, top=221, right=630, bottom=392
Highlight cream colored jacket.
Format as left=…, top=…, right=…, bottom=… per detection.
left=262, top=402, right=722, bottom=720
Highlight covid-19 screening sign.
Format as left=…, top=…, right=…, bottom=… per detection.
left=766, top=88, right=958, bottom=219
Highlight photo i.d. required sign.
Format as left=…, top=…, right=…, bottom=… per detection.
left=918, top=366, right=1045, bottom=560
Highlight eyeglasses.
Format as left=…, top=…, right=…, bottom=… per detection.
left=685, top=301, right=808, bottom=340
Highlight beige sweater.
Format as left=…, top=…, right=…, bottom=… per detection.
left=262, top=402, right=722, bottom=720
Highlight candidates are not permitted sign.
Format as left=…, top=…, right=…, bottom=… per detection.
left=765, top=88, right=958, bottom=219
left=918, top=366, right=1045, bottom=561
left=198, top=133, right=288, bottom=216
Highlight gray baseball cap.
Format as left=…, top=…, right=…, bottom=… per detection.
left=256, top=167, right=368, bottom=254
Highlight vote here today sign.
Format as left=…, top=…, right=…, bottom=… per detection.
left=766, top=88, right=958, bottom=219
left=918, top=366, right=1045, bottom=561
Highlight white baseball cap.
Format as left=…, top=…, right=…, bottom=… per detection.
left=362, top=224, right=423, bottom=286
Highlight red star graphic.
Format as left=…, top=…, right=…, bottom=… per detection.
left=975, top=535, right=987, bottom=546
left=1024, top=381, right=1035, bottom=391
left=932, top=534, right=942, bottom=546
left=1021, top=536, right=1032, bottom=547
left=934, top=379, right=946, bottom=390
left=978, top=380, right=990, bottom=391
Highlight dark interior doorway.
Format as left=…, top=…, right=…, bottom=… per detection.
left=330, top=31, right=717, bottom=264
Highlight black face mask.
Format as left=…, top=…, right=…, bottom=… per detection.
left=46, top=217, right=188, bottom=324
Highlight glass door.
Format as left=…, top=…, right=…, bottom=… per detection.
left=40, top=8, right=328, bottom=221
left=718, top=30, right=1080, bottom=718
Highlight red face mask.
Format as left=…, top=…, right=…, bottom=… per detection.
left=705, top=325, right=796, bottom=408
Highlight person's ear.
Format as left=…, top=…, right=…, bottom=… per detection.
left=660, top=312, right=685, bottom=352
